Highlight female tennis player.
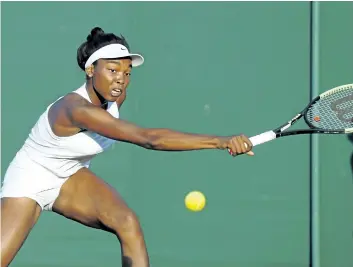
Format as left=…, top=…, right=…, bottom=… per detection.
left=0, top=27, right=254, bottom=267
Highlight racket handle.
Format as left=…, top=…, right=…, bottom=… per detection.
left=227, top=131, right=276, bottom=155
left=249, top=130, right=276, bottom=147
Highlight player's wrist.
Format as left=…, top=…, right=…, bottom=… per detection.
left=215, top=136, right=229, bottom=150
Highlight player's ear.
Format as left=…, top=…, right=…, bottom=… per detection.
left=85, top=65, right=94, bottom=78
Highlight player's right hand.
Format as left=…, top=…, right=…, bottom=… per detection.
left=221, top=135, right=254, bottom=157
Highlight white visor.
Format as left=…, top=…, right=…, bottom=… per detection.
left=84, top=43, right=144, bottom=69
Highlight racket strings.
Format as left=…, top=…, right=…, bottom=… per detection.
left=306, top=87, right=353, bottom=130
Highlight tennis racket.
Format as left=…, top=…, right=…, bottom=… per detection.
left=229, top=83, right=353, bottom=155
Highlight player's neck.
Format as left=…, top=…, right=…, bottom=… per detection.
left=85, top=81, right=107, bottom=108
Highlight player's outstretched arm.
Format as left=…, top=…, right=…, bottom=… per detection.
left=68, top=100, right=253, bottom=156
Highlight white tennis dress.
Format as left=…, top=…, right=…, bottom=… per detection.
left=0, top=83, right=119, bottom=210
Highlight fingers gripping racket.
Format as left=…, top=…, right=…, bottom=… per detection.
left=230, top=83, right=353, bottom=154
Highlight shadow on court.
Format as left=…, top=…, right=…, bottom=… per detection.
left=348, top=134, right=353, bottom=176
left=344, top=134, right=353, bottom=238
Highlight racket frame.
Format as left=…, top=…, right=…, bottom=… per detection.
left=274, top=94, right=347, bottom=138
left=236, top=83, right=353, bottom=151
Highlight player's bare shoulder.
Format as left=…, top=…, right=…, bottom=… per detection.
left=64, top=92, right=92, bottom=109
left=48, top=93, right=92, bottom=137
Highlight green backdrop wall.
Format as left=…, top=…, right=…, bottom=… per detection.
left=1, top=2, right=351, bottom=267
left=313, top=2, right=353, bottom=267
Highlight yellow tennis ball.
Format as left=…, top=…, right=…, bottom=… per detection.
left=185, top=191, right=206, bottom=212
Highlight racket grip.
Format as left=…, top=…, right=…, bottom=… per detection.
left=249, top=130, right=276, bottom=147
left=227, top=130, right=276, bottom=155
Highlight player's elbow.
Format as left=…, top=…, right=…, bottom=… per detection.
left=130, top=129, right=156, bottom=150
left=142, top=135, right=160, bottom=150
left=140, top=130, right=165, bottom=150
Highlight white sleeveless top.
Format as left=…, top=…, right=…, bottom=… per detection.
left=19, top=83, right=119, bottom=178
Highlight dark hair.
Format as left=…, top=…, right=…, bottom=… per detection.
left=77, top=27, right=130, bottom=70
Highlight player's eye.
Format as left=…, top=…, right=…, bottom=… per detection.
left=126, top=73, right=131, bottom=77
left=109, top=69, right=117, bottom=73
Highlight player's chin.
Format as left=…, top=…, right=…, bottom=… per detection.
left=104, top=93, right=119, bottom=102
